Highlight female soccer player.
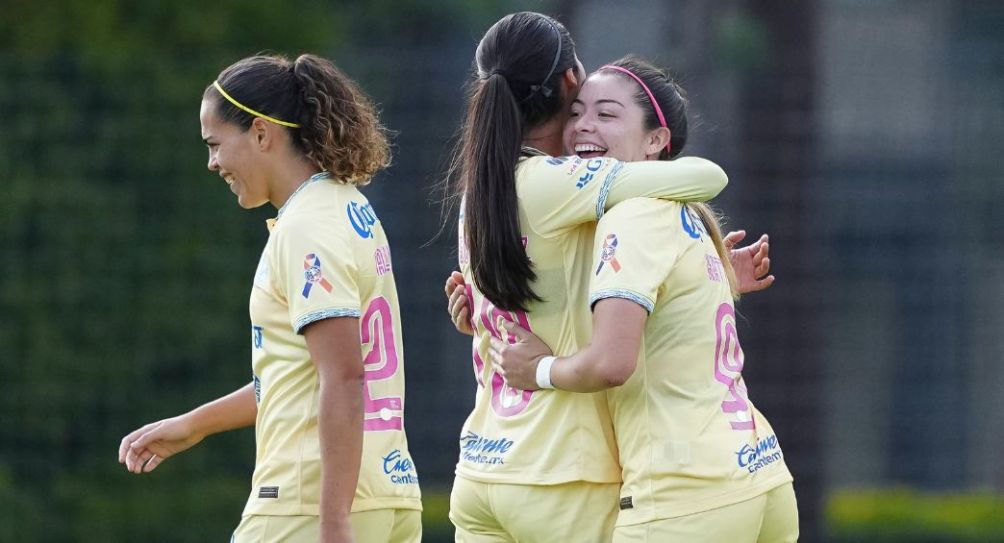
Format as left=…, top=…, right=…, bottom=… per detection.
left=118, top=54, right=421, bottom=543
left=489, top=57, right=798, bottom=542
left=446, top=12, right=730, bottom=542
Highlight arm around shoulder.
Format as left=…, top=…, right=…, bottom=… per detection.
left=604, top=157, right=727, bottom=211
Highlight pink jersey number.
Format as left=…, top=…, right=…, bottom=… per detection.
left=713, top=302, right=756, bottom=431
left=360, top=296, right=403, bottom=431
left=469, top=288, right=534, bottom=417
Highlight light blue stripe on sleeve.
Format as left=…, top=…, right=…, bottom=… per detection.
left=595, top=160, right=625, bottom=219
left=590, top=289, right=655, bottom=314
left=293, top=307, right=361, bottom=334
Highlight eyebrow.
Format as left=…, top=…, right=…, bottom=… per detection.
left=570, top=98, right=625, bottom=108
left=596, top=99, right=625, bottom=107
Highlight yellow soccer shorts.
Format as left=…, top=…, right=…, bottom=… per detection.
left=231, top=508, right=422, bottom=543
left=612, top=482, right=798, bottom=543
left=450, top=475, right=620, bottom=543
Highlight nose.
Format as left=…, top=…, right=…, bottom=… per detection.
left=207, top=149, right=218, bottom=172
left=575, top=114, right=594, bottom=134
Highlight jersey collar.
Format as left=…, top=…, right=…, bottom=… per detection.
left=267, top=171, right=332, bottom=230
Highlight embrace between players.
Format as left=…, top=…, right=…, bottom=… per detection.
left=119, top=11, right=797, bottom=543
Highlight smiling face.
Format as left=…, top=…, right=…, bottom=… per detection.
left=562, top=71, right=665, bottom=162
left=199, top=98, right=270, bottom=209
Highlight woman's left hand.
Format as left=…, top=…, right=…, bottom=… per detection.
left=725, top=230, right=775, bottom=294
left=488, top=322, right=553, bottom=391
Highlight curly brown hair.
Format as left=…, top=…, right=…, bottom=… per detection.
left=205, top=53, right=390, bottom=185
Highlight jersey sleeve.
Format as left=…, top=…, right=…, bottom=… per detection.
left=270, top=213, right=361, bottom=334
left=520, top=155, right=727, bottom=237
left=588, top=198, right=683, bottom=313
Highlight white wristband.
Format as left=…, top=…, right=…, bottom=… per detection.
left=536, top=356, right=556, bottom=390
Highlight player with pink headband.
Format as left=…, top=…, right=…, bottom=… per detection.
left=482, top=55, right=798, bottom=541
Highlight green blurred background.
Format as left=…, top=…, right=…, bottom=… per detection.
left=1, top=1, right=1002, bottom=541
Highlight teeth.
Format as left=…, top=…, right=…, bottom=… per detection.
left=224, top=176, right=235, bottom=185
left=575, top=144, right=607, bottom=153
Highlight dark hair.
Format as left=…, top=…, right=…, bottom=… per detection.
left=451, top=12, right=578, bottom=312
left=603, top=56, right=688, bottom=160
left=603, top=56, right=739, bottom=298
left=204, top=54, right=390, bottom=185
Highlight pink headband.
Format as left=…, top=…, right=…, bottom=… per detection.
left=600, top=64, right=670, bottom=154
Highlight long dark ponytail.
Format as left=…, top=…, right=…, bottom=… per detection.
left=450, top=12, right=577, bottom=311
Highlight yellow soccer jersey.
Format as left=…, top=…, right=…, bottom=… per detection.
left=456, top=153, right=728, bottom=485
left=244, top=173, right=421, bottom=517
left=589, top=197, right=793, bottom=526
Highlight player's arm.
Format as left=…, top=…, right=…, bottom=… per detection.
left=491, top=298, right=646, bottom=392
left=525, top=156, right=727, bottom=235
left=492, top=199, right=672, bottom=391
left=603, top=157, right=728, bottom=209
left=304, top=316, right=363, bottom=543
left=118, top=382, right=257, bottom=474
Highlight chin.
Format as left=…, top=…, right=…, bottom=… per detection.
left=237, top=196, right=269, bottom=209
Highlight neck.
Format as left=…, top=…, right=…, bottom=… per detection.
left=269, top=157, right=323, bottom=210
left=523, top=115, right=566, bottom=156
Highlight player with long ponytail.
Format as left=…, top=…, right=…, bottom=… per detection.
left=445, top=12, right=730, bottom=541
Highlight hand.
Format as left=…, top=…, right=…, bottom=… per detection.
left=444, top=270, right=474, bottom=335
left=488, top=322, right=553, bottom=391
left=118, top=415, right=204, bottom=474
left=724, top=230, right=775, bottom=294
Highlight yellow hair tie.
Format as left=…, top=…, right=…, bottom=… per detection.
left=212, top=81, right=301, bottom=128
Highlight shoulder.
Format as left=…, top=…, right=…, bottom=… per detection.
left=275, top=200, right=354, bottom=245
left=600, top=197, right=682, bottom=225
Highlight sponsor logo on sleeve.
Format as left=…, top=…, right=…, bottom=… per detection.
left=565, top=156, right=584, bottom=175
left=347, top=201, right=379, bottom=239
left=681, top=205, right=708, bottom=239
left=576, top=158, right=605, bottom=189
left=736, top=434, right=783, bottom=475
left=459, top=431, right=514, bottom=466
left=258, top=486, right=279, bottom=499
left=546, top=156, right=568, bottom=166
left=301, top=253, right=334, bottom=299
left=252, top=325, right=264, bottom=349
left=595, top=233, right=622, bottom=275
left=382, top=449, right=419, bottom=485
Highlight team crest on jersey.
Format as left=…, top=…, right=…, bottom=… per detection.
left=595, top=233, right=622, bottom=275
left=301, top=253, right=334, bottom=298
left=347, top=200, right=378, bottom=239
